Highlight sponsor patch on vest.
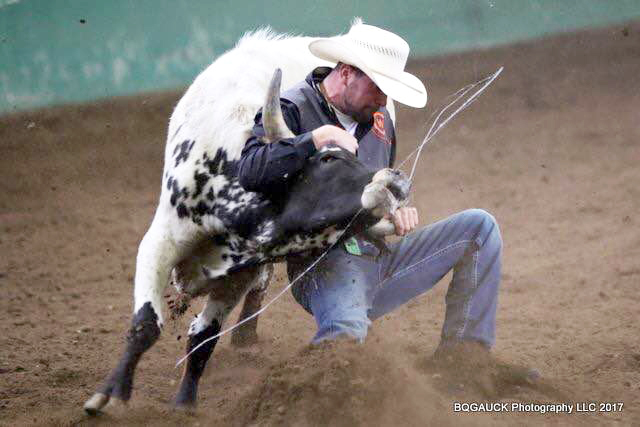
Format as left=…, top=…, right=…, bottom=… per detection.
left=373, top=112, right=390, bottom=144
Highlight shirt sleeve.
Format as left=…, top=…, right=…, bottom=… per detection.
left=238, top=98, right=317, bottom=194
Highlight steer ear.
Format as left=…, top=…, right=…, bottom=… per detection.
left=262, top=68, right=294, bottom=142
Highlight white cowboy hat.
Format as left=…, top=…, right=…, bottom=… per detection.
left=309, top=23, right=427, bottom=108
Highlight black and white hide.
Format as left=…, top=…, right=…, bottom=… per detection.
left=84, top=29, right=409, bottom=415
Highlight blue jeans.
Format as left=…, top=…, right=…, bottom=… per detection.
left=289, top=209, right=502, bottom=348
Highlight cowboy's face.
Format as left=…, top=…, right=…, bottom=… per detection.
left=341, top=70, right=387, bottom=123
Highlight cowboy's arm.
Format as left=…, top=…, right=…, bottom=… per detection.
left=239, top=101, right=358, bottom=194
left=238, top=100, right=316, bottom=194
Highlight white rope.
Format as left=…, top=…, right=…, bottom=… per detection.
left=397, top=67, right=504, bottom=181
left=175, top=66, right=503, bottom=367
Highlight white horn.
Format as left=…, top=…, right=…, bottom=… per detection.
left=262, top=68, right=294, bottom=142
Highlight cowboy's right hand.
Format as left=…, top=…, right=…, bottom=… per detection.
left=311, top=125, right=358, bottom=154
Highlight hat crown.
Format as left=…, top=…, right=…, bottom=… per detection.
left=307, top=22, right=427, bottom=107
left=343, top=24, right=409, bottom=74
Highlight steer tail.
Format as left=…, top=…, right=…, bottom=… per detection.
left=262, top=68, right=294, bottom=142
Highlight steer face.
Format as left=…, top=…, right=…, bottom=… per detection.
left=274, top=145, right=410, bottom=241
left=278, top=146, right=376, bottom=233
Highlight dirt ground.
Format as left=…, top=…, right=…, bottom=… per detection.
left=1, top=22, right=639, bottom=426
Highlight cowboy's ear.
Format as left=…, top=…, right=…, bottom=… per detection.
left=337, top=64, right=348, bottom=83
left=337, top=63, right=355, bottom=84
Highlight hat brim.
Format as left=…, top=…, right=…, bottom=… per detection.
left=309, top=38, right=427, bottom=108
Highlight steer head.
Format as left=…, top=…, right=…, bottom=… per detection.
left=262, top=69, right=410, bottom=244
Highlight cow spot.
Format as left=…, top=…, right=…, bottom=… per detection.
left=169, top=178, right=189, bottom=207
left=193, top=170, right=210, bottom=199
left=173, top=139, right=196, bottom=167
left=177, top=203, right=189, bottom=218
left=203, top=149, right=238, bottom=177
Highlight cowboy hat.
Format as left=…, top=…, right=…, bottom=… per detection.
left=309, top=22, right=427, bottom=108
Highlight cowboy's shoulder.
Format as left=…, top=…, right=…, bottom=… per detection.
left=280, top=80, right=309, bottom=103
left=280, top=75, right=323, bottom=107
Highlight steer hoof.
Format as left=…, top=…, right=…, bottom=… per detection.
left=175, top=378, right=199, bottom=411
left=174, top=392, right=198, bottom=413
left=84, top=393, right=128, bottom=416
left=83, top=392, right=110, bottom=416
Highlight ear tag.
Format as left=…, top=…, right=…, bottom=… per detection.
left=344, top=237, right=362, bottom=256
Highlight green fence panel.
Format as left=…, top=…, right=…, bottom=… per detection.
left=1, top=0, right=639, bottom=113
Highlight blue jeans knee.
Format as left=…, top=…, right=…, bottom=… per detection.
left=312, top=318, right=370, bottom=344
left=461, top=208, right=502, bottom=248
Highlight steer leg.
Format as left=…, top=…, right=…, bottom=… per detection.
left=175, top=267, right=261, bottom=408
left=84, top=302, right=161, bottom=414
left=231, top=263, right=274, bottom=347
left=84, top=215, right=198, bottom=415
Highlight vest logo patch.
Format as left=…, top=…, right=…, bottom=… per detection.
left=373, top=112, right=390, bottom=144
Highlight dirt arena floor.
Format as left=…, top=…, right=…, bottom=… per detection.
left=1, top=21, right=639, bottom=426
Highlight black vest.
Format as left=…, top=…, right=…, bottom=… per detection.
left=281, top=69, right=396, bottom=170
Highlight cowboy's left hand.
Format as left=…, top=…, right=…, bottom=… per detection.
left=391, top=206, right=419, bottom=236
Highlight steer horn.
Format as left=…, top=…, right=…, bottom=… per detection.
left=262, top=68, right=294, bottom=142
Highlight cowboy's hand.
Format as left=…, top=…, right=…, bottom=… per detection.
left=391, top=206, right=419, bottom=236
left=311, top=125, right=358, bottom=154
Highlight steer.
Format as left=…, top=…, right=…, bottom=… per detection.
left=84, top=28, right=409, bottom=415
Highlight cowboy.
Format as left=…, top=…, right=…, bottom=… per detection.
left=238, top=23, right=503, bottom=356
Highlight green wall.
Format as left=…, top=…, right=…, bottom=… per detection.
left=1, top=0, right=639, bottom=113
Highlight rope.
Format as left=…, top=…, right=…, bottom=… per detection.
left=175, top=66, right=504, bottom=367
left=176, top=210, right=363, bottom=367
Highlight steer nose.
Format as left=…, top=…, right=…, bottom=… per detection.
left=388, top=169, right=410, bottom=201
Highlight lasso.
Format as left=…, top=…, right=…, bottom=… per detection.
left=176, top=66, right=503, bottom=367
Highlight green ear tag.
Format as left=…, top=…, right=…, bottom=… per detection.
left=344, top=237, right=362, bottom=256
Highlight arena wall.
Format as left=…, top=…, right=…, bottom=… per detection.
left=1, top=0, right=639, bottom=113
